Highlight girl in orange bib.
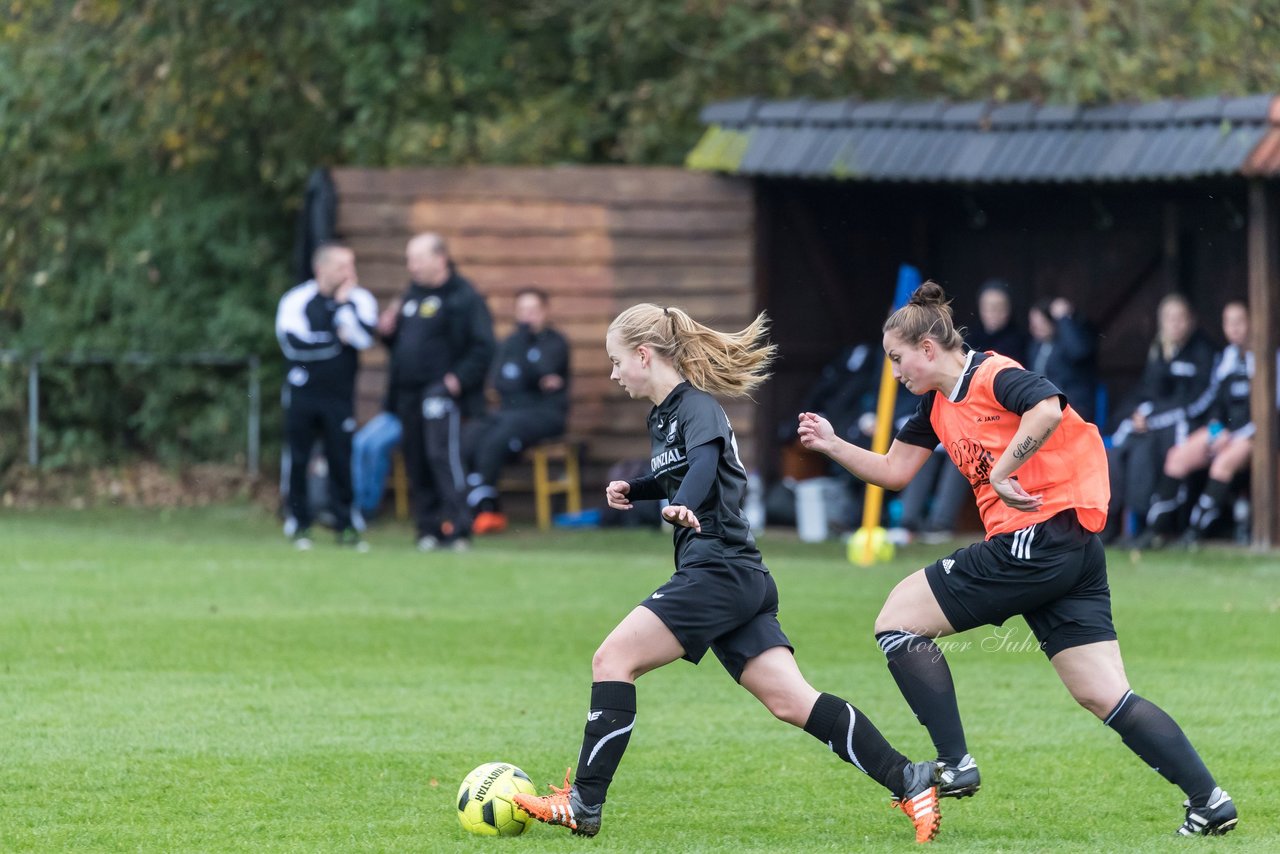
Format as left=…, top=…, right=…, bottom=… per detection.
left=798, top=281, right=1235, bottom=839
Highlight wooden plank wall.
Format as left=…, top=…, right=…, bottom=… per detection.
left=331, top=166, right=756, bottom=494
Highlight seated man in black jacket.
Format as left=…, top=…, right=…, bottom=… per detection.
left=464, top=287, right=570, bottom=534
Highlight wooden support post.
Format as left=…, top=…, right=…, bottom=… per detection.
left=1247, top=181, right=1279, bottom=549
left=392, top=452, right=410, bottom=522
left=533, top=448, right=551, bottom=532
left=565, top=449, right=582, bottom=515
left=1161, top=200, right=1181, bottom=294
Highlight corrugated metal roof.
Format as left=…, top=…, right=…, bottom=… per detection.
left=686, top=95, right=1280, bottom=183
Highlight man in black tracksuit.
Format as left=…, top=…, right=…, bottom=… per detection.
left=276, top=242, right=378, bottom=548
left=386, top=233, right=495, bottom=551
left=463, top=286, right=570, bottom=534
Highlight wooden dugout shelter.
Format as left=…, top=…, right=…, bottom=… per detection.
left=331, top=93, right=1280, bottom=546
left=687, top=93, right=1280, bottom=547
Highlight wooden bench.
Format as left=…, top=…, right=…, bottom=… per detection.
left=498, top=439, right=583, bottom=531
left=391, top=439, right=583, bottom=531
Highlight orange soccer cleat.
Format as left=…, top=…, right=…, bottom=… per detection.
left=893, top=761, right=942, bottom=843
left=512, top=768, right=603, bottom=837
left=472, top=511, right=508, bottom=535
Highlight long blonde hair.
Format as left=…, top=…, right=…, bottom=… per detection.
left=1152, top=292, right=1194, bottom=360
left=608, top=303, right=775, bottom=397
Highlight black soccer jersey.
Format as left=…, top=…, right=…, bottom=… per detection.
left=629, top=382, right=763, bottom=568
left=1216, top=347, right=1255, bottom=430
left=1185, top=345, right=1254, bottom=431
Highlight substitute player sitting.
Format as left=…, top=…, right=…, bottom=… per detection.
left=798, top=281, right=1235, bottom=838
left=514, top=303, right=943, bottom=843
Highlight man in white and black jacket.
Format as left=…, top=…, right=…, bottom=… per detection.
left=385, top=232, right=496, bottom=551
left=276, top=241, right=377, bottom=549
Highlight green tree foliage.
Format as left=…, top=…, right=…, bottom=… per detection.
left=2, top=0, right=1278, bottom=467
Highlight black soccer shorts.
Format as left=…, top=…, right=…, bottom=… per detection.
left=640, top=559, right=793, bottom=682
left=924, top=509, right=1116, bottom=659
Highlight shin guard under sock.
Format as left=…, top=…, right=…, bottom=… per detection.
left=1105, top=690, right=1217, bottom=807
left=573, top=681, right=636, bottom=805
left=877, top=630, right=968, bottom=766
left=804, top=692, right=911, bottom=797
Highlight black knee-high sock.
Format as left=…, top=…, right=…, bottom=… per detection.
left=804, top=692, right=911, bottom=797
left=1146, top=474, right=1185, bottom=534
left=1190, top=478, right=1232, bottom=533
left=1104, top=690, right=1217, bottom=807
left=572, top=681, right=636, bottom=805
left=877, top=630, right=968, bottom=765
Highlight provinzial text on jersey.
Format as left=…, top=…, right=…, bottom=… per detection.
left=651, top=447, right=686, bottom=472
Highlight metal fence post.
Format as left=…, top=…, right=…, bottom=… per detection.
left=247, top=355, right=260, bottom=477
left=27, top=355, right=39, bottom=467
left=5, top=350, right=260, bottom=472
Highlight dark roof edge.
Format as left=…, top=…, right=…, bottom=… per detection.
left=699, top=94, right=1280, bottom=130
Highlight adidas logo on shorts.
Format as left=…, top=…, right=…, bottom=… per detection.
left=941, top=558, right=955, bottom=574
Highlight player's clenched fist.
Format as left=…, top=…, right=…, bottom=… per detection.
left=605, top=480, right=632, bottom=510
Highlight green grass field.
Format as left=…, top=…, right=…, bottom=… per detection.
left=1, top=506, right=1276, bottom=852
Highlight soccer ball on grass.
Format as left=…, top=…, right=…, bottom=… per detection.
left=847, top=525, right=895, bottom=565
left=456, top=762, right=537, bottom=836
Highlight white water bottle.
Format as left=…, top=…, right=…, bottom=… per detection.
left=744, top=472, right=765, bottom=533
left=795, top=478, right=830, bottom=543
left=1233, top=497, right=1251, bottom=545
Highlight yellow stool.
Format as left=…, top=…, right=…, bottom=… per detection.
left=498, top=439, right=583, bottom=531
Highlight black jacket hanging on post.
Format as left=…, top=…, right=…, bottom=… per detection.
left=292, top=168, right=338, bottom=283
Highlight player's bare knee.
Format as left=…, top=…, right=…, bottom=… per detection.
left=1071, top=685, right=1126, bottom=719
left=874, top=611, right=921, bottom=636
left=874, top=582, right=923, bottom=635
left=1207, top=457, right=1240, bottom=482
left=873, top=606, right=900, bottom=635
left=590, top=644, right=627, bottom=682
left=761, top=690, right=807, bottom=726
left=1075, top=695, right=1110, bottom=719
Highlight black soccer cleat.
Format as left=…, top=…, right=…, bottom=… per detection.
left=336, top=527, right=369, bottom=552
left=291, top=528, right=314, bottom=551
left=937, top=754, right=981, bottom=799
left=1177, top=787, right=1237, bottom=836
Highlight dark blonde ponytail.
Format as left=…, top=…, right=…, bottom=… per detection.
left=608, top=304, right=775, bottom=397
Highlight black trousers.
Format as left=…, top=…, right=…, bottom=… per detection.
left=396, top=383, right=469, bottom=539
left=462, top=408, right=566, bottom=507
left=1107, top=425, right=1177, bottom=533
left=284, top=391, right=354, bottom=531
